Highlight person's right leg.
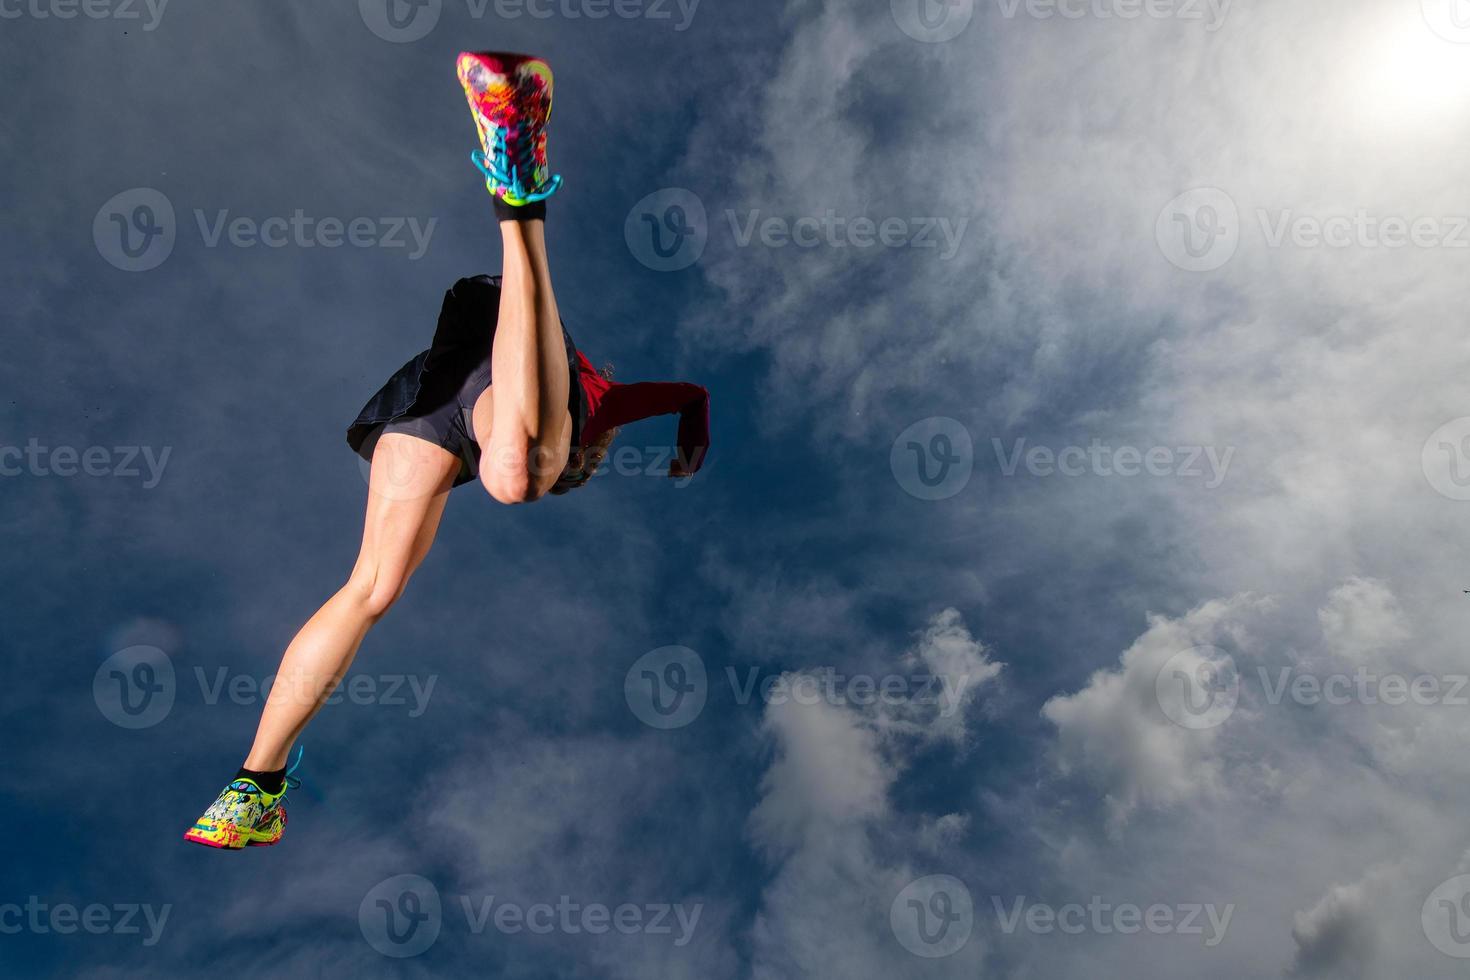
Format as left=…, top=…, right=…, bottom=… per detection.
left=187, top=432, right=460, bottom=848
left=242, top=433, right=461, bottom=770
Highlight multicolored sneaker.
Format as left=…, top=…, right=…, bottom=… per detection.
left=456, top=51, right=563, bottom=207
left=183, top=748, right=303, bottom=850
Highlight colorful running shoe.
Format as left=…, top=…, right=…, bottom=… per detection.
left=183, top=747, right=303, bottom=850
left=456, top=51, right=563, bottom=207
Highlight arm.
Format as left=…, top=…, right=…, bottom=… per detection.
left=591, top=381, right=710, bottom=477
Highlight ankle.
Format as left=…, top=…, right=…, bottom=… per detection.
left=494, top=197, right=547, bottom=223
left=235, top=763, right=287, bottom=795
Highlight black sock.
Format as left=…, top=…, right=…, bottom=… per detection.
left=235, top=765, right=287, bottom=795
left=494, top=197, right=546, bottom=223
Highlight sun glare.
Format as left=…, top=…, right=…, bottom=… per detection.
left=1355, top=15, right=1470, bottom=128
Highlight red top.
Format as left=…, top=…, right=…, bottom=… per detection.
left=575, top=351, right=710, bottom=474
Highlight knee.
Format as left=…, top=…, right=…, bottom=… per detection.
left=479, top=444, right=549, bottom=505
left=344, top=567, right=409, bottom=619
left=481, top=466, right=539, bottom=505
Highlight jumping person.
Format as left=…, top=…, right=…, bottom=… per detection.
left=183, top=52, right=710, bottom=848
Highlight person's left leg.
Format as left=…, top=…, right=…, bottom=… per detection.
left=455, top=51, right=572, bottom=504
left=473, top=216, right=572, bottom=504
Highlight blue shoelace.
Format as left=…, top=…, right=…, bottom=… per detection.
left=471, top=126, right=562, bottom=203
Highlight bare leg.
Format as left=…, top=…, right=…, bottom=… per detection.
left=475, top=218, right=573, bottom=504
left=242, top=434, right=460, bottom=770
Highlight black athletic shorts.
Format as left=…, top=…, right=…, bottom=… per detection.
left=346, top=275, right=586, bottom=488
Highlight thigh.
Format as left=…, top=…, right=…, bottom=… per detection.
left=359, top=432, right=461, bottom=576
left=470, top=382, right=573, bottom=492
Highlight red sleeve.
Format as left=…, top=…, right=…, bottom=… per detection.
left=587, top=381, right=710, bottom=475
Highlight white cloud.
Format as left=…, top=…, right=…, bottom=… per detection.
left=1317, top=577, right=1411, bottom=667
left=1042, top=596, right=1269, bottom=826
left=745, top=607, right=999, bottom=978
left=1288, top=867, right=1388, bottom=978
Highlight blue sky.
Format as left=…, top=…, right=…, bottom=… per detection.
left=6, top=0, right=1470, bottom=977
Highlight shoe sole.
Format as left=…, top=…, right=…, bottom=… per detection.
left=182, top=833, right=282, bottom=849
left=456, top=51, right=554, bottom=122
left=183, top=822, right=284, bottom=849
